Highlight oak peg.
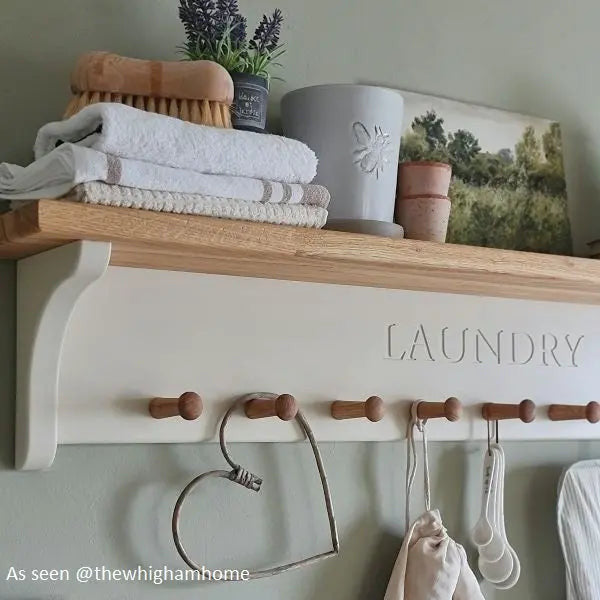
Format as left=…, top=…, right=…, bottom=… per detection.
left=416, top=397, right=462, bottom=422
left=149, top=391, right=203, bottom=421
left=548, top=402, right=600, bottom=423
left=331, top=396, right=384, bottom=422
left=244, top=394, right=298, bottom=421
left=482, top=399, right=536, bottom=423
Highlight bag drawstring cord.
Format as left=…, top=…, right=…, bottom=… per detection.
left=405, top=402, right=431, bottom=532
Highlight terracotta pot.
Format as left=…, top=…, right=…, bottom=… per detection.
left=398, top=161, right=452, bottom=197
left=395, top=196, right=451, bottom=242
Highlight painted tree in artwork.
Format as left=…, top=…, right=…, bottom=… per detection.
left=398, top=125, right=430, bottom=162
left=497, top=148, right=514, bottom=164
left=448, top=129, right=481, bottom=179
left=529, top=122, right=566, bottom=196
left=413, top=110, right=447, bottom=150
left=542, top=122, right=564, bottom=177
left=515, top=125, right=542, bottom=174
left=398, top=110, right=571, bottom=254
left=448, top=130, right=481, bottom=164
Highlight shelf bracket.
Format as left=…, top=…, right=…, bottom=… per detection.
left=16, top=241, right=111, bottom=470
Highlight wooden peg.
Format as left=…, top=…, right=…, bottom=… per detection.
left=416, top=397, right=462, bottom=422
left=244, top=394, right=298, bottom=421
left=548, top=402, right=600, bottom=423
left=482, top=399, right=536, bottom=423
left=331, top=396, right=384, bottom=422
left=149, top=391, right=203, bottom=421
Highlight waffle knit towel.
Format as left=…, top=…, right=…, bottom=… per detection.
left=0, top=144, right=329, bottom=206
left=34, top=103, right=318, bottom=184
left=65, top=182, right=328, bottom=228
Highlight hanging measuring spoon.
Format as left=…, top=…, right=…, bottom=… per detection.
left=477, top=446, right=505, bottom=562
left=471, top=449, right=495, bottom=547
left=478, top=446, right=513, bottom=583
left=492, top=445, right=521, bottom=589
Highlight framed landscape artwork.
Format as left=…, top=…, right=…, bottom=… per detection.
left=396, top=89, right=572, bottom=255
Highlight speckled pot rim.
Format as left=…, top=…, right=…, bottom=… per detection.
left=398, top=194, right=451, bottom=202
left=399, top=161, right=452, bottom=169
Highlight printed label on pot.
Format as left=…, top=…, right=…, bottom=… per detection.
left=232, top=82, right=267, bottom=129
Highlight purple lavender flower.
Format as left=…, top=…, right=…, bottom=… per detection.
left=251, top=8, right=284, bottom=52
left=177, top=0, right=285, bottom=77
left=213, top=0, right=247, bottom=47
left=216, top=0, right=239, bottom=17
left=230, top=14, right=247, bottom=46
left=178, top=0, right=216, bottom=44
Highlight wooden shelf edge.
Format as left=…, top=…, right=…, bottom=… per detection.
left=2, top=200, right=600, bottom=305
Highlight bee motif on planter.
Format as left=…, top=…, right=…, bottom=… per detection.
left=352, top=122, right=393, bottom=179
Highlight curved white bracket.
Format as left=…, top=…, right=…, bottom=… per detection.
left=16, top=241, right=111, bottom=470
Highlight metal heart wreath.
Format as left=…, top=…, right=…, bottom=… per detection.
left=172, top=393, right=339, bottom=580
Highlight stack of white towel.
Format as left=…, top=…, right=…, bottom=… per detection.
left=1, top=103, right=329, bottom=228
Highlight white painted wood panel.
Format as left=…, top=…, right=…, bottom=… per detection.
left=57, top=266, right=600, bottom=443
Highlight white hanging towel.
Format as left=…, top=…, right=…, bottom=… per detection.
left=384, top=414, right=484, bottom=600
left=558, top=460, right=600, bottom=600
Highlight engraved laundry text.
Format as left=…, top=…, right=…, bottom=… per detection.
left=386, top=324, right=584, bottom=367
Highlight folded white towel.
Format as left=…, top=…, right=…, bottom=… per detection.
left=1, top=144, right=329, bottom=207
left=63, top=182, right=328, bottom=228
left=34, top=103, right=317, bottom=184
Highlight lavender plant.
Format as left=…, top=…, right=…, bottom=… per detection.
left=178, top=0, right=285, bottom=82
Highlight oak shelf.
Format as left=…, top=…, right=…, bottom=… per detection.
left=2, top=199, right=600, bottom=304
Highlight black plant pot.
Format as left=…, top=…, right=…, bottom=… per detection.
left=230, top=72, right=269, bottom=133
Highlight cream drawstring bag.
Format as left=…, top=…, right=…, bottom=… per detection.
left=384, top=409, right=485, bottom=600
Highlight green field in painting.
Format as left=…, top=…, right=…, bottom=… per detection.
left=399, top=110, right=572, bottom=255
left=447, top=180, right=572, bottom=255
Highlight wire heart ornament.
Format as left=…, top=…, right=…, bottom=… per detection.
left=172, top=393, right=339, bottom=580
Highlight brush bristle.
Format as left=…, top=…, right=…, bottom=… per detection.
left=64, top=92, right=231, bottom=128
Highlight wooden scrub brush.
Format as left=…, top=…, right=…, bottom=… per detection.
left=64, top=52, right=234, bottom=128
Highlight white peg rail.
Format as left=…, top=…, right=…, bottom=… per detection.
left=15, top=241, right=600, bottom=470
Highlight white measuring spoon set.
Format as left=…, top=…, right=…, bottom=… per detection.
left=471, top=444, right=521, bottom=589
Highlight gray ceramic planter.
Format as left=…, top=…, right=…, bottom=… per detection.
left=281, top=84, right=404, bottom=223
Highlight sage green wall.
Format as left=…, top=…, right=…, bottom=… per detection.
left=1, top=0, right=600, bottom=598
left=2, top=0, right=599, bottom=252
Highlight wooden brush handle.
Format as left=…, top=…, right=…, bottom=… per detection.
left=71, top=52, right=234, bottom=104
